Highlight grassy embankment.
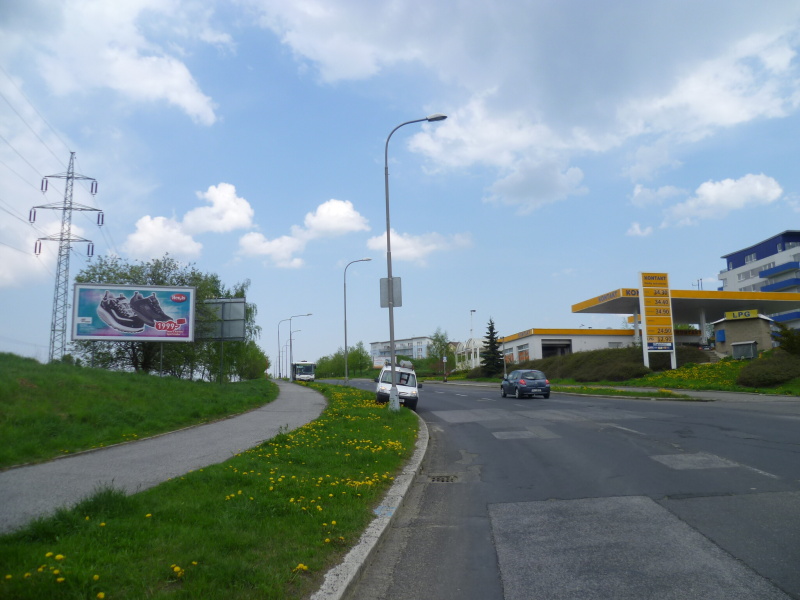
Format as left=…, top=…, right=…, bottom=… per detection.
left=0, top=354, right=418, bottom=599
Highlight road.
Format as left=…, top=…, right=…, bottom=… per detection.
left=340, top=380, right=800, bottom=600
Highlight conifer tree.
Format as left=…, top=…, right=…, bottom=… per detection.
left=481, top=318, right=504, bottom=377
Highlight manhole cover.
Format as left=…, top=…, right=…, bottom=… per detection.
left=429, top=475, right=458, bottom=483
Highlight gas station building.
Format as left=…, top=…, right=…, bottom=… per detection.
left=498, top=282, right=800, bottom=364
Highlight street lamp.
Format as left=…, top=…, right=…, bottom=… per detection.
left=384, top=113, right=447, bottom=411
left=344, top=257, right=372, bottom=383
left=277, top=317, right=292, bottom=378
left=288, top=313, right=311, bottom=381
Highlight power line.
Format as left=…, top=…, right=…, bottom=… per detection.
left=0, top=64, right=70, bottom=163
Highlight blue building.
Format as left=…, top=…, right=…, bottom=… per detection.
left=718, top=230, right=800, bottom=327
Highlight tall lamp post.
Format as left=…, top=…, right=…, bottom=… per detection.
left=288, top=313, right=311, bottom=380
left=277, top=318, right=292, bottom=378
left=344, top=257, right=372, bottom=383
left=384, top=113, right=447, bottom=410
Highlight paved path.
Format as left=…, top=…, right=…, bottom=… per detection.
left=0, top=381, right=327, bottom=534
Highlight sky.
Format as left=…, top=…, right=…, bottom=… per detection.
left=2, top=0, right=800, bottom=370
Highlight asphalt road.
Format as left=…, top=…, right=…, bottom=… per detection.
left=341, top=380, right=800, bottom=600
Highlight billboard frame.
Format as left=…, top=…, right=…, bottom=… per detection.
left=72, top=284, right=196, bottom=342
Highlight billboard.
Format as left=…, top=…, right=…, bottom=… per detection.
left=72, top=284, right=195, bottom=342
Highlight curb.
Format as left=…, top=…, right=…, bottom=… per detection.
left=310, top=412, right=430, bottom=600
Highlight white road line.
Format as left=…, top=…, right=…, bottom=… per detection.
left=601, top=423, right=645, bottom=435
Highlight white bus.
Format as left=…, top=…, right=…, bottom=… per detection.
left=292, top=361, right=316, bottom=382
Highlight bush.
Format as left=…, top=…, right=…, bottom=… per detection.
left=736, top=350, right=800, bottom=387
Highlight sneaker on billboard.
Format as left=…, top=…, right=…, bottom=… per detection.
left=97, top=291, right=145, bottom=333
left=130, top=291, right=172, bottom=325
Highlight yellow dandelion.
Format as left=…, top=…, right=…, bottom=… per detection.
left=93, top=574, right=100, bottom=581
left=97, top=593, right=106, bottom=599
left=145, top=513, right=152, bottom=518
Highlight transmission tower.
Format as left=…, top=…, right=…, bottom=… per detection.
left=30, top=151, right=103, bottom=362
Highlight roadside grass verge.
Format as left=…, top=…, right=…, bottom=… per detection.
left=551, top=385, right=694, bottom=400
left=0, top=353, right=278, bottom=469
left=0, top=383, right=419, bottom=599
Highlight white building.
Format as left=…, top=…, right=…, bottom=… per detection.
left=718, top=230, right=800, bottom=328
left=455, top=338, right=483, bottom=370
left=370, top=335, right=432, bottom=366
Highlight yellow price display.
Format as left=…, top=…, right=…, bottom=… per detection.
left=647, top=336, right=673, bottom=344
left=645, top=306, right=671, bottom=316
left=644, top=297, right=670, bottom=306
left=647, top=326, right=673, bottom=336
left=643, top=288, right=669, bottom=297
left=645, top=316, right=672, bottom=326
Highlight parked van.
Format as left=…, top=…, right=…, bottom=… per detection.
left=374, top=361, right=421, bottom=411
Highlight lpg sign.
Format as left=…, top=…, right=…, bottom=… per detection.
left=725, top=309, right=757, bottom=320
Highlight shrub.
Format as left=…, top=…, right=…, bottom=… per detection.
left=737, top=350, right=800, bottom=387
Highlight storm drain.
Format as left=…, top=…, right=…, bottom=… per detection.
left=429, top=474, right=458, bottom=483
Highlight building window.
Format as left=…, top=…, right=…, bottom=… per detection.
left=745, top=253, right=757, bottom=263
left=517, top=343, right=529, bottom=362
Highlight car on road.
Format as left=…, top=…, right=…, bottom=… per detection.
left=375, top=361, right=422, bottom=411
left=501, top=369, right=550, bottom=399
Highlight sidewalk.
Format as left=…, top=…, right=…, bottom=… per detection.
left=0, top=380, right=327, bottom=534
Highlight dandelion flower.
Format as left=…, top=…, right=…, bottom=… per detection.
left=56, top=577, right=65, bottom=583
left=55, top=554, right=65, bottom=561
left=145, top=514, right=152, bottom=518
left=93, top=574, right=100, bottom=581
left=45, top=552, right=54, bottom=558
left=97, top=593, right=106, bottom=599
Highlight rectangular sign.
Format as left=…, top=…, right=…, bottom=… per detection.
left=643, top=297, right=671, bottom=306
left=72, top=284, right=195, bottom=342
left=641, top=272, right=670, bottom=287
left=645, top=316, right=672, bottom=326
left=725, top=309, right=757, bottom=320
left=640, top=272, right=674, bottom=355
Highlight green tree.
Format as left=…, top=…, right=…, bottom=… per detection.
left=481, top=318, right=504, bottom=377
left=428, top=327, right=455, bottom=378
left=349, top=341, right=372, bottom=377
left=72, top=254, right=262, bottom=380
left=773, top=322, right=800, bottom=355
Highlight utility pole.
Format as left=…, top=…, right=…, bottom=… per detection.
left=30, top=152, right=102, bottom=362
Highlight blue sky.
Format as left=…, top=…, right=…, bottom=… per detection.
left=1, top=1, right=799, bottom=368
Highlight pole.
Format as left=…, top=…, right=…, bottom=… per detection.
left=383, top=114, right=446, bottom=410
left=344, top=258, right=371, bottom=383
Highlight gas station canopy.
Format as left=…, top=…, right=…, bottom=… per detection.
left=572, top=288, right=800, bottom=324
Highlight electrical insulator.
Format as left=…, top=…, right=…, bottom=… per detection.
left=90, top=181, right=98, bottom=195
left=97, top=212, right=104, bottom=226
left=87, top=243, right=94, bottom=257
left=34, top=240, right=42, bottom=255
left=29, top=208, right=36, bottom=223
left=40, top=179, right=48, bottom=193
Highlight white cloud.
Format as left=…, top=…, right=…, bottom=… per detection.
left=238, top=199, right=370, bottom=268
left=123, top=215, right=202, bottom=259
left=238, top=231, right=306, bottom=268
left=626, top=222, right=653, bottom=237
left=122, top=183, right=253, bottom=259
left=630, top=184, right=685, bottom=208
left=302, top=199, right=369, bottom=238
left=662, top=173, right=783, bottom=226
left=2, top=0, right=223, bottom=125
left=183, top=183, right=254, bottom=234
left=249, top=1, right=800, bottom=211
left=366, top=230, right=471, bottom=265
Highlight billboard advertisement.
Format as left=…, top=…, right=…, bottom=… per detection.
left=72, top=284, right=195, bottom=342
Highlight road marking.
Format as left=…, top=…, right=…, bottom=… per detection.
left=601, top=423, right=645, bottom=435
left=652, top=453, right=737, bottom=470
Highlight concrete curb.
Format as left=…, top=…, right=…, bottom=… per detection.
left=310, top=412, right=430, bottom=600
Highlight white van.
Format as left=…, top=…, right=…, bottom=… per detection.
left=374, top=361, right=421, bottom=411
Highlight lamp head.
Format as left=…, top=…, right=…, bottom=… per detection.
left=426, top=113, right=447, bottom=122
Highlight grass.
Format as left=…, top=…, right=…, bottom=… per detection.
left=0, top=382, right=419, bottom=599
left=0, top=353, right=279, bottom=469
left=550, top=385, right=694, bottom=400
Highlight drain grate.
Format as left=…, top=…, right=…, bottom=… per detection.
left=429, top=474, right=458, bottom=483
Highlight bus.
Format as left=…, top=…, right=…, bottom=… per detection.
left=291, top=361, right=316, bottom=382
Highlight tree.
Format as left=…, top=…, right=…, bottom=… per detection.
left=773, top=322, right=800, bottom=355
left=349, top=341, right=372, bottom=376
left=481, top=318, right=504, bottom=377
left=428, top=327, right=455, bottom=378
left=71, top=254, right=263, bottom=380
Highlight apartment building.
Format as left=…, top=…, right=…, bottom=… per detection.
left=718, top=230, right=800, bottom=326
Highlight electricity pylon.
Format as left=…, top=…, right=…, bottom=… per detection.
left=30, top=152, right=102, bottom=362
